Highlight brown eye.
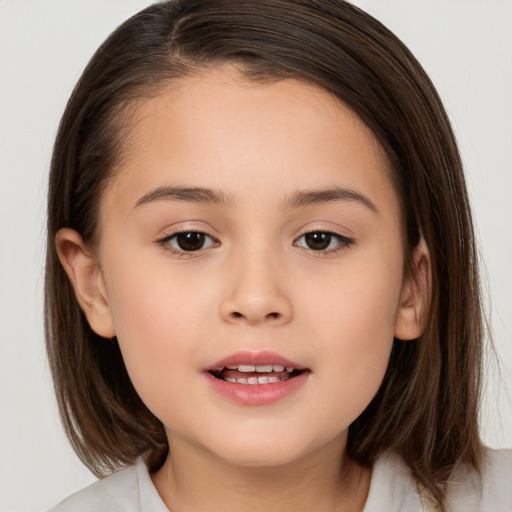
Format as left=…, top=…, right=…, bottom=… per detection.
left=304, top=232, right=332, bottom=250
left=295, top=231, right=353, bottom=252
left=166, top=232, right=216, bottom=252
left=176, top=232, right=205, bottom=251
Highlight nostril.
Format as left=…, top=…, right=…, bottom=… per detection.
left=230, top=311, right=280, bottom=320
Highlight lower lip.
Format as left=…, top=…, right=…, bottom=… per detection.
left=204, top=371, right=309, bottom=406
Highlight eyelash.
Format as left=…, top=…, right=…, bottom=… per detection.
left=294, top=230, right=354, bottom=256
left=156, top=229, right=354, bottom=257
left=157, top=228, right=220, bottom=258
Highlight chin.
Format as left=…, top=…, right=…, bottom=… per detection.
left=203, top=427, right=330, bottom=469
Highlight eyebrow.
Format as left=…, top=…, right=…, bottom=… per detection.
left=134, top=184, right=378, bottom=214
left=135, top=185, right=233, bottom=208
left=284, top=187, right=379, bottom=214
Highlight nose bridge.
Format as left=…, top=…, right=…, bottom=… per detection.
left=219, top=237, right=293, bottom=326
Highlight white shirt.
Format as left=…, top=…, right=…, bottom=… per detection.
left=49, top=448, right=512, bottom=511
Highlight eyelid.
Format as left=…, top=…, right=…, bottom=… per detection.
left=293, top=227, right=354, bottom=255
left=156, top=221, right=219, bottom=241
left=156, top=225, right=220, bottom=257
left=154, top=223, right=354, bottom=258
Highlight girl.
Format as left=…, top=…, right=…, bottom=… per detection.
left=45, top=1, right=512, bottom=511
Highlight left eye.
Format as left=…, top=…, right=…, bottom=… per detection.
left=166, top=231, right=217, bottom=252
left=295, top=231, right=350, bottom=251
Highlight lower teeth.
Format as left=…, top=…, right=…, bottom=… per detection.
left=212, top=368, right=302, bottom=384
left=223, top=375, right=290, bottom=385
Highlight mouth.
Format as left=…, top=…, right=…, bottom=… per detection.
left=209, top=364, right=305, bottom=385
left=204, top=351, right=309, bottom=405
left=206, top=351, right=309, bottom=385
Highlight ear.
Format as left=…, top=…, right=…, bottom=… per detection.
left=55, top=228, right=116, bottom=338
left=394, top=238, right=431, bottom=341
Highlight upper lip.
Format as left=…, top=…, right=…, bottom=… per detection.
left=206, top=350, right=307, bottom=372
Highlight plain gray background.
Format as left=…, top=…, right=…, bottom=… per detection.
left=1, top=1, right=511, bottom=511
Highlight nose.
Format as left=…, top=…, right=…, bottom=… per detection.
left=219, top=251, right=293, bottom=327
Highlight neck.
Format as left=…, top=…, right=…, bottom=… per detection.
left=151, top=434, right=371, bottom=512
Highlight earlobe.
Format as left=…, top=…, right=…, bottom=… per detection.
left=55, top=228, right=116, bottom=338
left=394, top=238, right=431, bottom=341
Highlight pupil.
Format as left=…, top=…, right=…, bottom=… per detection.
left=177, top=232, right=205, bottom=251
left=305, top=232, right=331, bottom=250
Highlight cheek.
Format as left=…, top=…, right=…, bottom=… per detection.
left=304, top=248, right=403, bottom=343
left=102, top=256, right=209, bottom=413
left=104, top=244, right=213, bottom=337
left=299, top=252, right=403, bottom=417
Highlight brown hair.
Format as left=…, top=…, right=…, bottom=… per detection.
left=45, top=0, right=484, bottom=507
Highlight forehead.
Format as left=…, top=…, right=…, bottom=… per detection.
left=103, top=65, right=398, bottom=219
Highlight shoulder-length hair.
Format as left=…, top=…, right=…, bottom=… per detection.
left=45, top=1, right=484, bottom=508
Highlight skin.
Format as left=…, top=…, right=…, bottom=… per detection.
left=57, top=65, right=429, bottom=512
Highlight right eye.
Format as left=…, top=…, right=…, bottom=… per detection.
left=161, top=231, right=217, bottom=253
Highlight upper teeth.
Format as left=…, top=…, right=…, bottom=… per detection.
left=226, top=365, right=294, bottom=373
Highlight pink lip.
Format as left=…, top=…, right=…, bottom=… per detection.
left=204, top=350, right=310, bottom=406
left=206, top=350, right=306, bottom=371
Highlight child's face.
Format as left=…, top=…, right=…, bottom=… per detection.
left=62, top=65, right=426, bottom=468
